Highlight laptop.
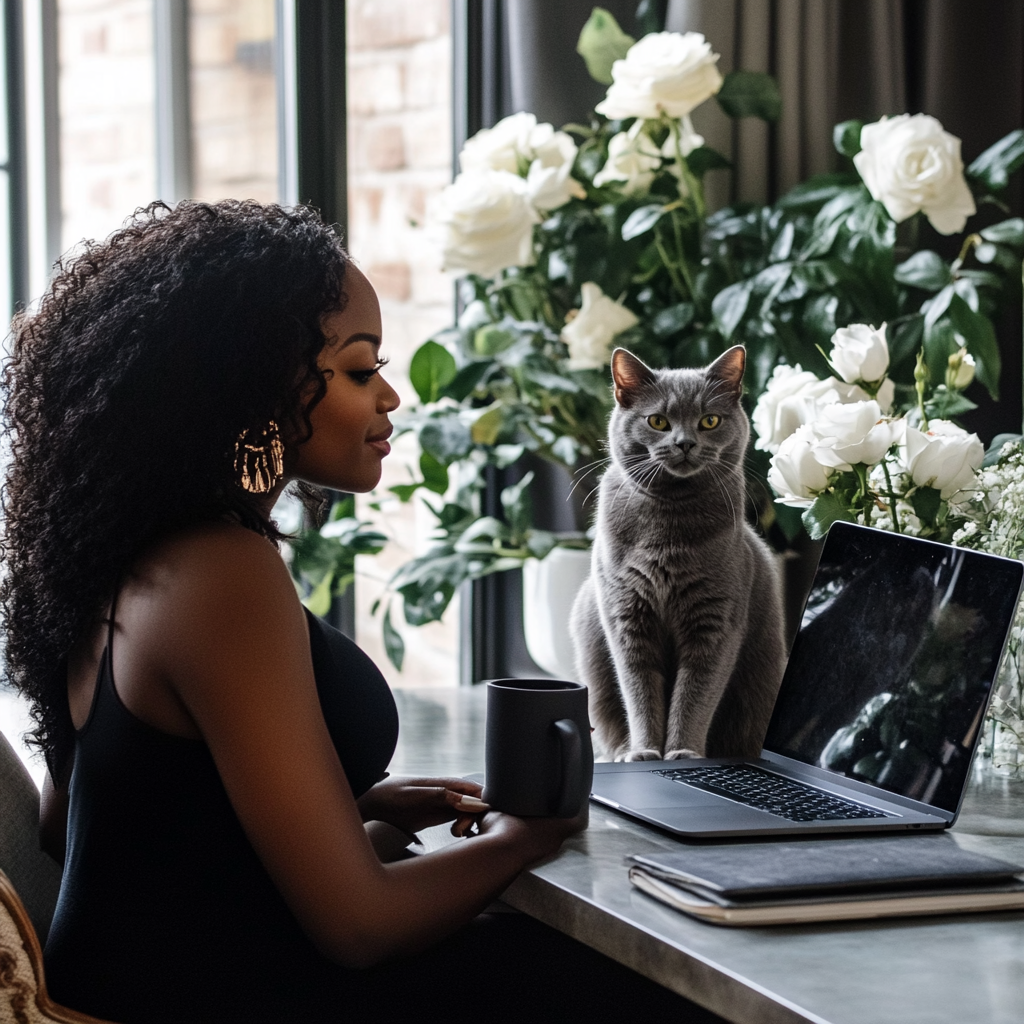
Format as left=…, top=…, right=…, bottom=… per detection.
left=590, top=521, right=1024, bottom=838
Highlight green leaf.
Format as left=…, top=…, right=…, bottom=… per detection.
left=419, top=451, right=449, bottom=494
left=526, top=531, right=557, bottom=559
left=441, top=360, right=493, bottom=400
left=946, top=293, right=1001, bottom=400
left=924, top=387, right=977, bottom=420
left=409, top=340, right=457, bottom=403
left=470, top=405, right=504, bottom=445
left=894, top=251, right=952, bottom=291
left=650, top=302, right=695, bottom=338
left=980, top=217, right=1024, bottom=247
left=923, top=320, right=957, bottom=389
left=715, top=70, right=782, bottom=121
left=685, top=146, right=731, bottom=178
left=382, top=605, right=405, bottom=671
left=711, top=280, right=752, bottom=340
left=303, top=570, right=334, bottom=617
left=967, top=129, right=1024, bottom=192
left=419, top=417, right=474, bottom=462
left=621, top=204, right=665, bottom=241
left=575, top=7, right=634, bottom=85
left=833, top=120, right=864, bottom=158
left=634, top=0, right=667, bottom=35
left=389, top=483, right=420, bottom=502
left=501, top=470, right=534, bottom=540
left=474, top=325, right=516, bottom=356
left=984, top=434, right=1024, bottom=467
left=777, top=173, right=860, bottom=210
left=801, top=492, right=856, bottom=541
left=910, top=486, right=942, bottom=528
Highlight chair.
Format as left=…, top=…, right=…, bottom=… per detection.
left=0, top=868, right=111, bottom=1024
left=0, top=730, right=61, bottom=943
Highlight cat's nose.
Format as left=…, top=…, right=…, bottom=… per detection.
left=675, top=439, right=695, bottom=455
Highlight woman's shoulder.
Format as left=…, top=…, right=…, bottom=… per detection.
left=137, top=520, right=294, bottom=603
left=122, top=520, right=306, bottom=679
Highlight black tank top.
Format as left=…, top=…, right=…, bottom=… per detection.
left=45, top=607, right=398, bottom=1024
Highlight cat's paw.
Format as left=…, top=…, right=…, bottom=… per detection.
left=665, top=748, right=703, bottom=760
left=618, top=748, right=663, bottom=762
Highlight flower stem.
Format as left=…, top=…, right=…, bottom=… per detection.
left=670, top=118, right=705, bottom=220
left=655, top=231, right=689, bottom=301
left=881, top=457, right=902, bottom=533
left=669, top=209, right=697, bottom=299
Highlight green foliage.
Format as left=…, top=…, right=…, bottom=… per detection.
left=576, top=7, right=634, bottom=84
left=289, top=496, right=388, bottom=616
left=833, top=120, right=863, bottom=158
left=409, top=340, right=457, bottom=403
left=802, top=493, right=856, bottom=540
left=715, top=71, right=782, bottom=122
left=967, top=130, right=1024, bottom=192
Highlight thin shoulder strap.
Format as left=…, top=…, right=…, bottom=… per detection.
left=106, top=578, right=122, bottom=655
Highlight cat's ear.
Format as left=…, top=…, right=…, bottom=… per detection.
left=611, top=348, right=656, bottom=408
left=707, top=345, right=746, bottom=398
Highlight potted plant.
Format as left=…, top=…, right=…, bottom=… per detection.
left=296, top=8, right=1024, bottom=676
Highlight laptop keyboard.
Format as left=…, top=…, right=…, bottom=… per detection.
left=653, top=765, right=889, bottom=822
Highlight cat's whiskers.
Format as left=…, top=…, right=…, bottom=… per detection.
left=702, top=460, right=741, bottom=526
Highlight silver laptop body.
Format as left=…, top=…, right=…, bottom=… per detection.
left=590, top=522, right=1024, bottom=838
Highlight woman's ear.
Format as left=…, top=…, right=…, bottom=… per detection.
left=707, top=345, right=746, bottom=399
left=611, top=348, right=656, bottom=408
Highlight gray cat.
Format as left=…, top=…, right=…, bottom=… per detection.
left=569, top=345, right=786, bottom=762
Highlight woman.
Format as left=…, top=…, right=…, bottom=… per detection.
left=2, top=201, right=723, bottom=1023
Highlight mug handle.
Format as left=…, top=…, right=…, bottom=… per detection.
left=552, top=719, right=582, bottom=817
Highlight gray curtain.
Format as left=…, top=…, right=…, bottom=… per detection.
left=666, top=0, right=1023, bottom=214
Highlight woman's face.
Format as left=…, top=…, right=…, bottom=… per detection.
left=291, top=267, right=400, bottom=493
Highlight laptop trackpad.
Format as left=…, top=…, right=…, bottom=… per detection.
left=593, top=771, right=722, bottom=809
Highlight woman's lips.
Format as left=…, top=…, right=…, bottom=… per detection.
left=366, top=426, right=393, bottom=457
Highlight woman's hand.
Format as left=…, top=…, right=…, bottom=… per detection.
left=356, top=775, right=490, bottom=835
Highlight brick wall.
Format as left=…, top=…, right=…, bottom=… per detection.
left=57, top=0, right=157, bottom=252
left=346, top=0, right=458, bottom=687
left=189, top=0, right=277, bottom=202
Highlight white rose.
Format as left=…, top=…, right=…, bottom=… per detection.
left=459, top=112, right=540, bottom=173
left=752, top=365, right=885, bottom=454
left=903, top=420, right=984, bottom=499
left=525, top=131, right=587, bottom=211
left=752, top=365, right=842, bottom=453
left=593, top=122, right=662, bottom=193
left=811, top=400, right=903, bottom=469
left=596, top=31, right=723, bottom=120
left=853, top=114, right=976, bottom=235
left=830, top=323, right=890, bottom=384
left=431, top=170, right=539, bottom=278
left=768, top=425, right=834, bottom=507
left=561, top=283, right=640, bottom=370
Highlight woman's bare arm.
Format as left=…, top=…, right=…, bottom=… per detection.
left=117, top=524, right=573, bottom=969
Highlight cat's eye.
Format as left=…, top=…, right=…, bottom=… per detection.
left=699, top=414, right=721, bottom=430
left=647, top=414, right=670, bottom=431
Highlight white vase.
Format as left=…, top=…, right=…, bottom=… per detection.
left=522, top=547, right=592, bottom=680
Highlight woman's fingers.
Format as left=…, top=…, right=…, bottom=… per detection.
left=452, top=793, right=489, bottom=812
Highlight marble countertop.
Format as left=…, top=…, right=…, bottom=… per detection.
left=391, top=687, right=1024, bottom=1024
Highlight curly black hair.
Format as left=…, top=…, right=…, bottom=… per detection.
left=1, top=199, right=350, bottom=775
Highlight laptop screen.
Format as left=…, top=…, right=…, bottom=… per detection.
left=763, top=522, right=1023, bottom=813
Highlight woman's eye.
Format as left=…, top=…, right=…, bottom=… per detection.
left=700, top=414, right=721, bottom=430
left=647, top=414, right=670, bottom=431
left=349, top=357, right=389, bottom=385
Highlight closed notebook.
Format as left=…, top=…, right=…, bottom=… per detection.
left=628, top=835, right=1024, bottom=926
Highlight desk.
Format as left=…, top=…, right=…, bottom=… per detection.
left=391, top=687, right=1024, bottom=1024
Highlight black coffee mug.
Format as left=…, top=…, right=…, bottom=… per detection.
left=482, top=679, right=594, bottom=818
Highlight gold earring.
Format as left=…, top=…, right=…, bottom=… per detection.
left=234, top=420, right=284, bottom=494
